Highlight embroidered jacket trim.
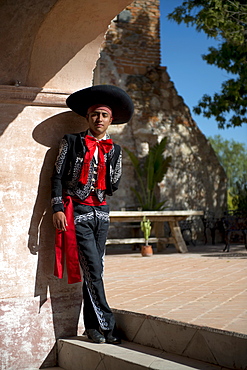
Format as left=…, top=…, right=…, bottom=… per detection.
left=51, top=131, right=122, bottom=213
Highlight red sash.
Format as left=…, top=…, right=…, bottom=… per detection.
left=54, top=195, right=82, bottom=284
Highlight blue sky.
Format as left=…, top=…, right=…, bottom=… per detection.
left=160, top=0, right=247, bottom=145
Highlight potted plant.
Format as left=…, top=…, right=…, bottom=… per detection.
left=140, top=216, right=153, bottom=256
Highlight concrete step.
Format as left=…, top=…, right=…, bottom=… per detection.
left=45, top=309, right=246, bottom=369
left=57, top=336, right=227, bottom=370
left=113, top=309, right=247, bottom=370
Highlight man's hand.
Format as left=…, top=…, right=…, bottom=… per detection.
left=53, top=211, right=68, bottom=231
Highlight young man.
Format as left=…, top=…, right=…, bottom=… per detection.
left=51, top=85, right=134, bottom=344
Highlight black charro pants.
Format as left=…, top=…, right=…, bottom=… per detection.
left=73, top=203, right=115, bottom=332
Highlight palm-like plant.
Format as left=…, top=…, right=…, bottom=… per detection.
left=124, top=137, right=172, bottom=210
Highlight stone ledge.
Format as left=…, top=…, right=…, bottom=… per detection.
left=0, top=85, right=69, bottom=107
left=57, top=337, right=225, bottom=370
left=113, top=309, right=247, bottom=370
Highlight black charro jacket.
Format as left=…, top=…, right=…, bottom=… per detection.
left=51, top=131, right=122, bottom=213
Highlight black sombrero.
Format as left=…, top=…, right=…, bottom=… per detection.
left=66, top=85, right=134, bottom=124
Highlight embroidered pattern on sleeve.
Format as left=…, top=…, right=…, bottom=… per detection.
left=55, top=138, right=68, bottom=174
left=51, top=196, right=63, bottom=206
left=111, top=150, right=122, bottom=184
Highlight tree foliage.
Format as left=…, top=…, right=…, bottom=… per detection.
left=208, top=135, right=247, bottom=188
left=231, top=175, right=247, bottom=213
left=168, top=0, right=247, bottom=128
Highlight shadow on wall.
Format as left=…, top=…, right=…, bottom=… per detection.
left=165, top=122, right=227, bottom=214
left=28, top=111, right=88, bottom=367
left=0, top=103, right=31, bottom=137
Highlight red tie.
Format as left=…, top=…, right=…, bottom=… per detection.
left=79, top=135, right=113, bottom=190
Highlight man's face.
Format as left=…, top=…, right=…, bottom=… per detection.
left=86, top=109, right=112, bottom=139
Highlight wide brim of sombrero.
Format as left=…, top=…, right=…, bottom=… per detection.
left=66, top=85, right=134, bottom=124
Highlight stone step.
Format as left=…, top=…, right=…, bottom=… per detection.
left=44, top=309, right=246, bottom=369
left=57, top=336, right=225, bottom=370
left=113, top=309, right=247, bottom=370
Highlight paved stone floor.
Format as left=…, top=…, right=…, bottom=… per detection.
left=104, top=243, right=247, bottom=335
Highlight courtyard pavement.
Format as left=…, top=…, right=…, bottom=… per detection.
left=104, top=243, right=247, bottom=335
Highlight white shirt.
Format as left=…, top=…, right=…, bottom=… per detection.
left=88, top=131, right=107, bottom=164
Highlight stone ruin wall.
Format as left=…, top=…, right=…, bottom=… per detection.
left=96, top=0, right=227, bottom=236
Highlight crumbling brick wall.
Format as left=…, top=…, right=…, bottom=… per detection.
left=95, top=0, right=227, bottom=230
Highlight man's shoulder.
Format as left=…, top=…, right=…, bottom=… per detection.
left=112, top=142, right=122, bottom=156
left=63, top=132, right=85, bottom=142
left=113, top=142, right=121, bottom=149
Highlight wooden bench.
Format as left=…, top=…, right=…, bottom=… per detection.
left=107, top=210, right=204, bottom=253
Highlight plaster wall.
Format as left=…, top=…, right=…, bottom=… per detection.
left=0, top=0, right=132, bottom=368
left=0, top=102, right=87, bottom=369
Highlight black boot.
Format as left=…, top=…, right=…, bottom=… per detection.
left=104, top=329, right=121, bottom=344
left=85, top=329, right=106, bottom=343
